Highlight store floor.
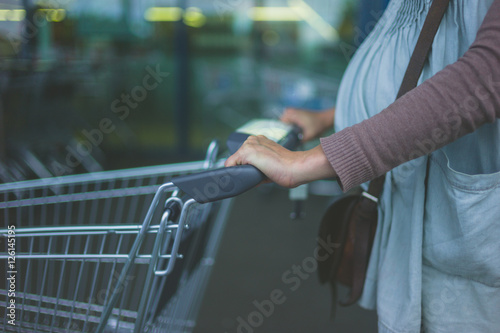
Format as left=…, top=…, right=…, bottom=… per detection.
left=194, top=186, right=378, bottom=333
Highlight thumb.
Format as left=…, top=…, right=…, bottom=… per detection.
left=225, top=153, right=237, bottom=167
left=225, top=151, right=245, bottom=167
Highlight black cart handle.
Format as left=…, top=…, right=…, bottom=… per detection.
left=172, top=123, right=301, bottom=203
left=172, top=164, right=264, bottom=204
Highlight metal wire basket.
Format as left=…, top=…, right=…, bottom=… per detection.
left=0, top=141, right=230, bottom=332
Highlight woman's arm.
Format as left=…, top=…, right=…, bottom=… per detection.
left=226, top=0, right=500, bottom=191
left=224, top=135, right=335, bottom=188
left=321, top=0, right=500, bottom=191
left=224, top=108, right=337, bottom=187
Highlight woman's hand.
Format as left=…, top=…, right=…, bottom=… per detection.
left=224, top=135, right=336, bottom=188
left=280, top=107, right=335, bottom=142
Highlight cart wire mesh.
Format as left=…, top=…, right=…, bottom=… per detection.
left=0, top=141, right=230, bottom=332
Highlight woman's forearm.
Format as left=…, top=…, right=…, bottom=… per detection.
left=225, top=136, right=336, bottom=188
left=293, top=145, right=337, bottom=186
left=321, top=0, right=500, bottom=192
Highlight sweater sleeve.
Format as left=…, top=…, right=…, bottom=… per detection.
left=321, top=0, right=500, bottom=192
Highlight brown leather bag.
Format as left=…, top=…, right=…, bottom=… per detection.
left=317, top=0, right=450, bottom=315
left=317, top=191, right=378, bottom=312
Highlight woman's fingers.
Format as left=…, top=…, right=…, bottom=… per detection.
left=225, top=136, right=263, bottom=167
left=225, top=135, right=296, bottom=187
left=225, top=135, right=337, bottom=188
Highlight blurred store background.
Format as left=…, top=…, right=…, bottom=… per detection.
left=0, top=0, right=392, bottom=180
left=0, top=0, right=388, bottom=331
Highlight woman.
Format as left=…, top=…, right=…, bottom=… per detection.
left=225, top=1, right=500, bottom=332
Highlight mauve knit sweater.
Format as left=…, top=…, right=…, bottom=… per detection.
left=320, top=0, right=500, bottom=192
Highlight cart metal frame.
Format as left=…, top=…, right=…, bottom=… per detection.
left=0, top=141, right=230, bottom=332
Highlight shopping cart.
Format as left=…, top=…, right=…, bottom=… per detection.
left=1, top=119, right=302, bottom=332
left=0, top=141, right=236, bottom=332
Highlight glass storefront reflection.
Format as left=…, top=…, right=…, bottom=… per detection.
left=0, top=0, right=356, bottom=181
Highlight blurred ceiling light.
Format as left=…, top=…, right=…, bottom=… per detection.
left=288, top=0, right=339, bottom=42
left=248, top=7, right=301, bottom=21
left=0, top=10, right=26, bottom=21
left=39, top=9, right=66, bottom=22
left=144, top=7, right=206, bottom=27
left=0, top=9, right=65, bottom=22
left=183, top=7, right=206, bottom=28
left=144, top=7, right=182, bottom=22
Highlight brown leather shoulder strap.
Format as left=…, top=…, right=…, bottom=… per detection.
left=369, top=0, right=451, bottom=199
left=397, top=0, right=451, bottom=99
left=344, top=0, right=451, bottom=306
